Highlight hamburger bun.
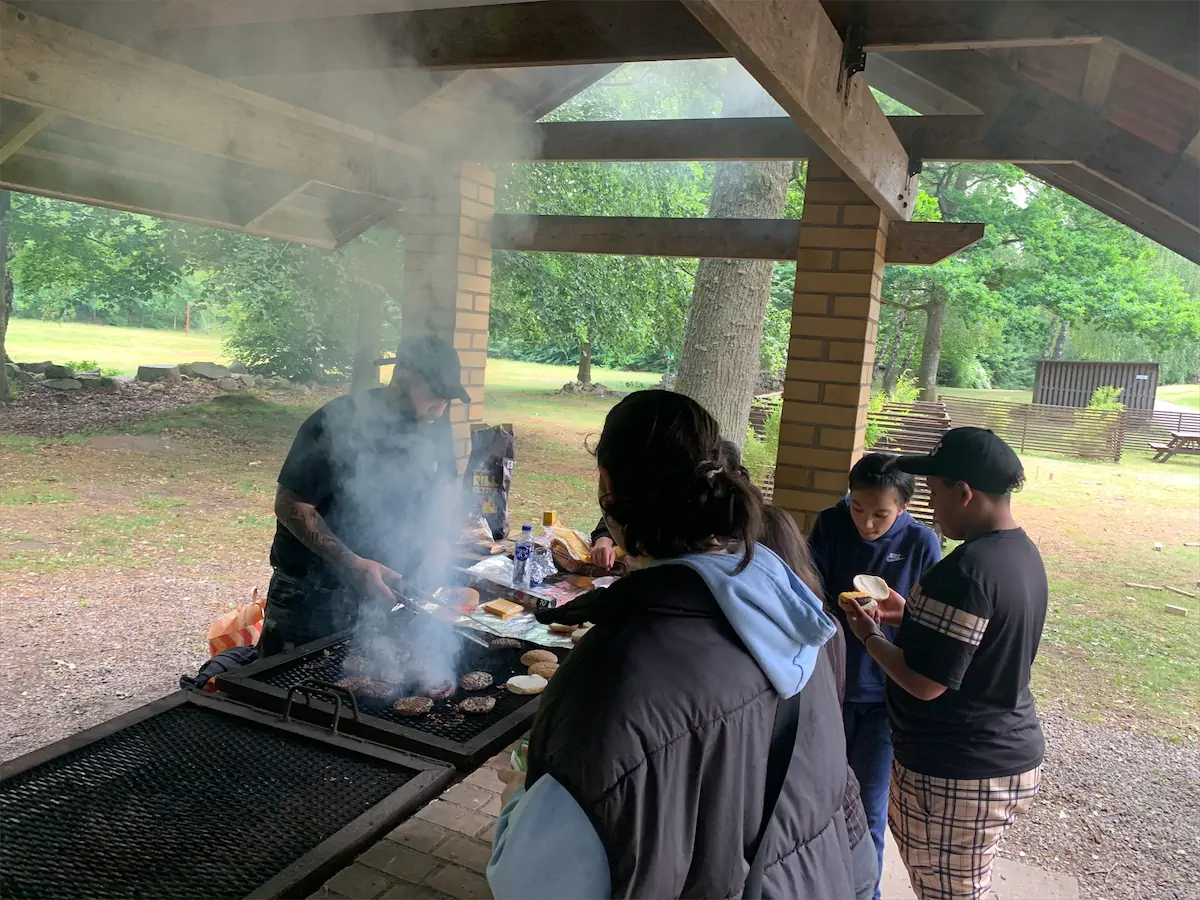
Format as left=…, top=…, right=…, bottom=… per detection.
left=528, top=661, right=559, bottom=679
left=852, top=574, right=890, bottom=601
left=571, top=625, right=592, bottom=644
left=507, top=674, right=548, bottom=695
left=520, top=649, right=557, bottom=667
left=547, top=622, right=576, bottom=634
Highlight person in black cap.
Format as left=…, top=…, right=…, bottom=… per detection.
left=840, top=427, right=1048, bottom=900
left=260, top=333, right=471, bottom=656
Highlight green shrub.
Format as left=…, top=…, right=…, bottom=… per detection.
left=1087, top=385, right=1126, bottom=411
left=743, top=396, right=782, bottom=488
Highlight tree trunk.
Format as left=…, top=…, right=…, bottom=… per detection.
left=351, top=291, right=384, bottom=392
left=917, top=295, right=947, bottom=402
left=576, top=335, right=593, bottom=384
left=674, top=68, right=790, bottom=448
left=0, top=192, right=11, bottom=402
left=1052, top=319, right=1069, bottom=359
left=882, top=308, right=908, bottom=394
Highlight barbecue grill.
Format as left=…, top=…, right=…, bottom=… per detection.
left=0, top=691, right=454, bottom=900
left=217, top=628, right=565, bottom=769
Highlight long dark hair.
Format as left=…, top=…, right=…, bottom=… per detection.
left=595, top=390, right=764, bottom=570
left=760, top=506, right=824, bottom=598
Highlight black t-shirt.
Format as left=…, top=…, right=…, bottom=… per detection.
left=888, top=528, right=1047, bottom=779
left=269, top=389, right=458, bottom=586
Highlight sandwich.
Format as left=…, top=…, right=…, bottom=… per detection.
left=838, top=574, right=890, bottom=615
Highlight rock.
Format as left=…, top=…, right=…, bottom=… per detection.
left=6, top=362, right=31, bottom=384
left=182, top=361, right=231, bottom=380
left=300, top=383, right=313, bottom=395
left=250, top=374, right=264, bottom=387
left=230, top=373, right=256, bottom=387
left=44, top=378, right=83, bottom=391
left=216, top=377, right=244, bottom=392
left=591, top=383, right=611, bottom=397
left=18, top=361, right=53, bottom=374
left=111, top=375, right=135, bottom=385
left=229, top=360, right=249, bottom=374
left=560, top=382, right=578, bottom=394
left=137, top=364, right=181, bottom=383
left=148, top=382, right=167, bottom=393
left=77, top=375, right=116, bottom=390
left=44, top=364, right=76, bottom=380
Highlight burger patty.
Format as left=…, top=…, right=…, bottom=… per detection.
left=458, top=696, right=497, bottom=715
left=488, top=638, right=524, bottom=650
left=392, top=696, right=434, bottom=717
left=459, top=671, right=493, bottom=691
left=423, top=680, right=455, bottom=701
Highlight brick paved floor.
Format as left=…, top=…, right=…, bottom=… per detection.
left=311, top=751, right=511, bottom=900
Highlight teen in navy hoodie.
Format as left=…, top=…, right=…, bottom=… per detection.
left=808, top=453, right=941, bottom=900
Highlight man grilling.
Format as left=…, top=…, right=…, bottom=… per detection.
left=260, top=333, right=470, bottom=657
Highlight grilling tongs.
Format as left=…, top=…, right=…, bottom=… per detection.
left=390, top=586, right=491, bottom=649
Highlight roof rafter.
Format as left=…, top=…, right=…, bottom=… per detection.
left=683, top=0, right=915, bottom=220
left=0, top=2, right=424, bottom=201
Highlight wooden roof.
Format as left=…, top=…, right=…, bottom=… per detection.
left=1, top=1, right=1197, bottom=261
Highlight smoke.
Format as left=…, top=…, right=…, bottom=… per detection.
left=30, top=4, right=554, bottom=685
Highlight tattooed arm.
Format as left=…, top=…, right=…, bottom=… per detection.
left=274, top=486, right=402, bottom=603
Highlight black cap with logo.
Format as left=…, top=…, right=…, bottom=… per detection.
left=392, top=333, right=471, bottom=404
left=895, top=426, right=1024, bottom=494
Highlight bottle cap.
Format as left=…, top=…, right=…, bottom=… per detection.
left=521, top=524, right=533, bottom=532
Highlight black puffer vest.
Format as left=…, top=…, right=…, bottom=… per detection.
left=530, top=564, right=855, bottom=899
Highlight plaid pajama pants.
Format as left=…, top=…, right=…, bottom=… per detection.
left=888, top=760, right=1041, bottom=900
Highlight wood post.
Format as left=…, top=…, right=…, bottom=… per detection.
left=773, top=159, right=888, bottom=532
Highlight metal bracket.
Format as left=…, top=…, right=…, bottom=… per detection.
left=907, top=129, right=926, bottom=179
left=839, top=16, right=868, bottom=100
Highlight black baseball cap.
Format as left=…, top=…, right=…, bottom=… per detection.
left=391, top=334, right=470, bottom=403
left=895, top=427, right=1024, bottom=494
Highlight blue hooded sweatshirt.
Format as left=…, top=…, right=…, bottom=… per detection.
left=808, top=497, right=941, bottom=703
left=488, top=546, right=835, bottom=899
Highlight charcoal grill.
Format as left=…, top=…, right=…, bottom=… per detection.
left=217, top=628, right=565, bottom=768
left=0, top=691, right=454, bottom=900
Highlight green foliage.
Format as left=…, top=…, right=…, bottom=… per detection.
left=177, top=225, right=404, bottom=382
left=8, top=195, right=183, bottom=327
left=865, top=374, right=919, bottom=448
left=61, top=360, right=122, bottom=377
left=743, top=396, right=781, bottom=487
left=1087, top=386, right=1126, bottom=411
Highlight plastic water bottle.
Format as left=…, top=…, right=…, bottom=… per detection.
left=513, top=525, right=534, bottom=589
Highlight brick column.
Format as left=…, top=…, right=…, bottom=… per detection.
left=400, top=161, right=495, bottom=464
left=773, top=158, right=888, bottom=532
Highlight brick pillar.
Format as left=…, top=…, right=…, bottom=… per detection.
left=773, top=158, right=888, bottom=532
left=400, top=161, right=495, bottom=464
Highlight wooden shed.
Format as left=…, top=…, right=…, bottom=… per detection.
left=1033, top=360, right=1159, bottom=410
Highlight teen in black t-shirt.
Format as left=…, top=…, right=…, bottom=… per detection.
left=261, top=334, right=469, bottom=656
left=840, top=428, right=1047, bottom=900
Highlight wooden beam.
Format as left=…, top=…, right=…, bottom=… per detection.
left=0, top=107, right=56, bottom=164
left=0, top=2, right=424, bottom=201
left=490, top=214, right=983, bottom=265
left=517, top=116, right=1071, bottom=164
left=0, top=154, right=337, bottom=248
left=1079, top=40, right=1123, bottom=113
left=148, top=1, right=724, bottom=78
left=683, top=0, right=916, bottom=220
left=1023, top=164, right=1200, bottom=263
left=878, top=51, right=1199, bottom=230
left=147, top=0, right=1113, bottom=78
left=822, top=0, right=1101, bottom=53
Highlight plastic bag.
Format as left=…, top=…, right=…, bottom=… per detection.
left=207, top=588, right=266, bottom=657
left=463, top=424, right=515, bottom=541
left=540, top=524, right=625, bottom=576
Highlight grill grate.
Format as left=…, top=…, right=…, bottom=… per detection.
left=0, top=705, right=419, bottom=900
left=252, top=635, right=559, bottom=744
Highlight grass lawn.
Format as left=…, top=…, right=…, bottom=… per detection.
left=1157, top=383, right=1200, bottom=411
left=3, top=343, right=1198, bottom=741
left=7, top=320, right=227, bottom=375
left=938, top=386, right=1034, bottom=403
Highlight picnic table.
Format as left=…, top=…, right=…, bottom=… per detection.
left=1150, top=431, right=1200, bottom=462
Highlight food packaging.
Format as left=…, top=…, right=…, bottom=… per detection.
left=463, top=425, right=516, bottom=540
left=207, top=588, right=266, bottom=657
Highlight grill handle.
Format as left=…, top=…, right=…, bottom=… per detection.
left=283, top=683, right=353, bottom=736
left=305, top=680, right=362, bottom=722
